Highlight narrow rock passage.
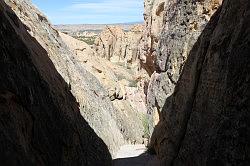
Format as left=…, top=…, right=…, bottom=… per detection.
left=113, top=145, right=160, bottom=166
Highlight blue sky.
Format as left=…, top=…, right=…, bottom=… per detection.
left=32, top=0, right=144, bottom=24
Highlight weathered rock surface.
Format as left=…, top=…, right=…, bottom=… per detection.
left=146, top=0, right=222, bottom=119
left=60, top=31, right=150, bottom=145
left=148, top=0, right=250, bottom=165
left=0, top=1, right=112, bottom=165
left=3, top=0, right=126, bottom=156
left=94, top=25, right=143, bottom=66
left=140, top=0, right=166, bottom=75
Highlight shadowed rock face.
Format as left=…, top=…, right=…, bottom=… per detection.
left=0, top=1, right=111, bottom=165
left=149, top=0, right=250, bottom=165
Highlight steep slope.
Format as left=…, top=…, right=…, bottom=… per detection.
left=60, top=31, right=150, bottom=145
left=0, top=1, right=111, bottom=165
left=3, top=0, right=125, bottom=155
left=148, top=0, right=250, bottom=165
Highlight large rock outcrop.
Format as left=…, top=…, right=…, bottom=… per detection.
left=0, top=1, right=111, bottom=165
left=94, top=25, right=143, bottom=66
left=145, top=0, right=222, bottom=132
left=148, top=0, right=250, bottom=165
left=3, top=0, right=126, bottom=156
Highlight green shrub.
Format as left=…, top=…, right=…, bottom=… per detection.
left=73, top=36, right=96, bottom=45
left=79, top=37, right=96, bottom=45
left=128, top=80, right=138, bottom=87
left=116, top=74, right=127, bottom=81
left=142, top=114, right=150, bottom=139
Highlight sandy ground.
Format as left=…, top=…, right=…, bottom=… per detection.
left=113, top=144, right=160, bottom=166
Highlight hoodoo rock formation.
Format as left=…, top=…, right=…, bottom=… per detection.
left=0, top=0, right=111, bottom=165
left=145, top=0, right=250, bottom=165
left=94, top=25, right=143, bottom=66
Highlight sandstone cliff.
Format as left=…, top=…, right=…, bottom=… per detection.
left=147, top=0, right=250, bottom=165
left=94, top=25, right=143, bottom=66
left=3, top=0, right=126, bottom=156
left=0, top=0, right=111, bottom=165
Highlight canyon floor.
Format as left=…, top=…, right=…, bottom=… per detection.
left=113, top=145, right=160, bottom=166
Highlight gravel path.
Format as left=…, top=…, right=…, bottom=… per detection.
left=113, top=145, right=160, bottom=166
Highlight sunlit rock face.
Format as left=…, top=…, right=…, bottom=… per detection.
left=60, top=31, right=150, bottom=146
left=3, top=0, right=128, bottom=156
left=93, top=25, right=143, bottom=66
left=143, top=0, right=250, bottom=165
left=0, top=0, right=112, bottom=165
left=139, top=0, right=166, bottom=76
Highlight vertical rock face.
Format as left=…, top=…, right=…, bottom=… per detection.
left=3, top=0, right=126, bottom=156
left=146, top=0, right=222, bottom=119
left=94, top=25, right=143, bottom=66
left=0, top=1, right=111, bottom=165
left=140, top=0, right=166, bottom=75
left=146, top=0, right=250, bottom=165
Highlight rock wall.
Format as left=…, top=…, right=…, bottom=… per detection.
left=140, top=0, right=166, bottom=75
left=3, top=0, right=126, bottom=156
left=94, top=25, right=143, bottom=66
left=0, top=1, right=111, bottom=165
left=145, top=0, right=222, bottom=132
left=147, top=0, right=250, bottom=165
